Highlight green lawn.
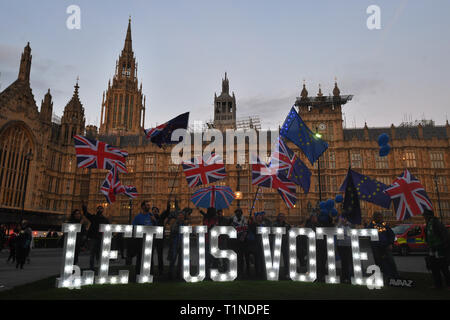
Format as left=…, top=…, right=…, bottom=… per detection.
left=1, top=269, right=449, bottom=300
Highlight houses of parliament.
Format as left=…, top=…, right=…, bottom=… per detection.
left=0, top=19, right=449, bottom=229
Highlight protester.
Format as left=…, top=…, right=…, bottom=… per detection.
left=199, top=207, right=219, bottom=279
left=15, top=221, right=32, bottom=269
left=316, top=212, right=334, bottom=282
left=82, top=202, right=110, bottom=270
left=423, top=209, right=450, bottom=289
left=167, top=211, right=186, bottom=280
left=368, top=212, right=399, bottom=281
left=6, top=228, right=18, bottom=264
left=336, top=215, right=353, bottom=284
left=131, top=201, right=156, bottom=275
left=247, top=211, right=270, bottom=279
left=272, top=213, right=291, bottom=279
left=151, top=206, right=165, bottom=276
left=299, top=214, right=318, bottom=267
left=67, top=209, right=87, bottom=265
left=216, top=209, right=231, bottom=272
left=231, top=208, right=249, bottom=278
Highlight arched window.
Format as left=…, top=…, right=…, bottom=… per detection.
left=0, top=123, right=34, bottom=208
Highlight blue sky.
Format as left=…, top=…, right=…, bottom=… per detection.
left=1, top=0, right=449, bottom=129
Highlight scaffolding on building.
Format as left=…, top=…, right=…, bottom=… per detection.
left=236, top=116, right=261, bottom=131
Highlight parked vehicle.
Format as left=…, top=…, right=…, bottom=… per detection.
left=392, top=224, right=427, bottom=256
left=392, top=223, right=450, bottom=256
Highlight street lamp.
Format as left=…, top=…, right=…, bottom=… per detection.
left=315, top=129, right=322, bottom=202
left=20, top=151, right=33, bottom=223
left=236, top=164, right=242, bottom=207
left=128, top=199, right=133, bottom=224
left=433, top=173, right=443, bottom=222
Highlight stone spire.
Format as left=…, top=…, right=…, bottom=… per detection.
left=317, top=84, right=323, bottom=97
left=333, top=79, right=340, bottom=97
left=39, top=89, right=53, bottom=124
left=300, top=80, right=308, bottom=99
left=99, top=18, right=145, bottom=135
left=18, top=42, right=32, bottom=82
left=61, top=80, right=86, bottom=144
left=123, top=17, right=133, bottom=54
left=222, top=72, right=229, bottom=94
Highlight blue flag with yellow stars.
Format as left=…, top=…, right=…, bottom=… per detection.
left=280, top=107, right=328, bottom=165
left=341, top=169, right=362, bottom=225
left=339, top=168, right=391, bottom=209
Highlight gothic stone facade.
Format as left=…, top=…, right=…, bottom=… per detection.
left=0, top=22, right=449, bottom=228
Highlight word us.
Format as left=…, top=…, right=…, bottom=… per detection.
left=57, top=224, right=383, bottom=290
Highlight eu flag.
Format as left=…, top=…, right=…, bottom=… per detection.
left=144, top=112, right=189, bottom=148
left=341, top=169, right=362, bottom=225
left=280, top=107, right=328, bottom=165
left=339, top=169, right=391, bottom=209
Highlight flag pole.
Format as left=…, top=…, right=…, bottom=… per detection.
left=249, top=185, right=261, bottom=217
left=168, top=164, right=180, bottom=202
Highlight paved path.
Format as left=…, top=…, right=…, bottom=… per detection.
left=0, top=244, right=430, bottom=292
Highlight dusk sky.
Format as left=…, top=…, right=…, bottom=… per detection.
left=1, top=0, right=449, bottom=129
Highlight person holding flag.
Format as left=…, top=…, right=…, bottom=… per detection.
left=131, top=201, right=156, bottom=275
left=368, top=212, right=399, bottom=281
left=81, top=202, right=110, bottom=270
left=423, top=209, right=450, bottom=289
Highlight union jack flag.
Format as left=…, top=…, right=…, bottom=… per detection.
left=182, top=153, right=226, bottom=188
left=143, top=123, right=168, bottom=140
left=74, top=135, right=128, bottom=173
left=100, top=164, right=123, bottom=204
left=384, top=169, right=433, bottom=221
left=143, top=112, right=189, bottom=148
left=271, top=137, right=311, bottom=194
left=123, top=185, right=138, bottom=199
left=251, top=156, right=297, bottom=208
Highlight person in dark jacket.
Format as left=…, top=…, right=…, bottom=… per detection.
left=199, top=207, right=219, bottom=279
left=316, top=212, right=334, bottom=282
left=368, top=212, right=399, bottom=280
left=151, top=206, right=165, bottom=276
left=423, top=209, right=450, bottom=289
left=272, top=213, right=291, bottom=279
left=6, top=228, right=19, bottom=263
left=247, top=211, right=270, bottom=279
left=167, top=211, right=186, bottom=280
left=230, top=208, right=249, bottom=278
left=15, top=221, right=32, bottom=269
left=82, top=202, right=110, bottom=270
left=67, top=209, right=87, bottom=265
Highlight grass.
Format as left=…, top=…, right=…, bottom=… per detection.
left=0, top=266, right=449, bottom=300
